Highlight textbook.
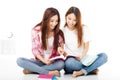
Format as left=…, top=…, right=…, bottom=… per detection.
left=50, top=54, right=98, bottom=66
left=38, top=74, right=57, bottom=80
left=50, top=54, right=98, bottom=67
left=49, top=54, right=78, bottom=61
left=81, top=55, right=98, bottom=66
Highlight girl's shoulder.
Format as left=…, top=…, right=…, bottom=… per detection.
left=32, top=26, right=42, bottom=37
left=32, top=26, right=41, bottom=32
left=82, top=24, right=91, bottom=36
left=61, top=26, right=68, bottom=32
left=82, top=24, right=88, bottom=28
left=82, top=24, right=89, bottom=31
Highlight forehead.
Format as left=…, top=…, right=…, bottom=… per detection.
left=67, top=13, right=76, bottom=20
left=50, top=15, right=58, bottom=20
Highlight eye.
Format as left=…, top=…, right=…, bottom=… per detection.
left=55, top=20, right=58, bottom=23
left=74, top=20, right=76, bottom=22
left=50, top=20, right=54, bottom=22
left=68, top=17, right=71, bottom=20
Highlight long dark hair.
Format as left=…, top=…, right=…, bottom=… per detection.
left=64, top=6, right=83, bottom=47
left=35, top=7, right=63, bottom=51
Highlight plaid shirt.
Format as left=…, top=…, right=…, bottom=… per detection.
left=31, top=26, right=64, bottom=61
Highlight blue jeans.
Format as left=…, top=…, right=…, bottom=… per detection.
left=64, top=53, right=108, bottom=75
left=16, top=57, right=64, bottom=74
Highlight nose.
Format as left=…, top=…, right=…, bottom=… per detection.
left=69, top=20, right=73, bottom=25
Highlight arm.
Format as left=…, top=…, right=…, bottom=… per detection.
left=36, top=55, right=51, bottom=65
left=57, top=46, right=67, bottom=56
left=78, top=42, right=89, bottom=60
left=57, top=30, right=67, bottom=56
left=78, top=25, right=90, bottom=60
left=32, top=27, right=51, bottom=64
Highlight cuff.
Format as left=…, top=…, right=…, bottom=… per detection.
left=81, top=69, right=88, bottom=75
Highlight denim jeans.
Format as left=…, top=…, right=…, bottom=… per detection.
left=64, top=53, right=108, bottom=75
left=16, top=57, right=64, bottom=74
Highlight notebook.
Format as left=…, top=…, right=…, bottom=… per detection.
left=38, top=74, right=57, bottom=80
left=81, top=55, right=98, bottom=66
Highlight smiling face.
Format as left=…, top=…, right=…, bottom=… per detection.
left=48, top=15, right=58, bottom=31
left=66, top=13, right=77, bottom=30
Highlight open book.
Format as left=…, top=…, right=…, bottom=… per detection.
left=38, top=74, right=57, bottom=80
left=81, top=55, right=98, bottom=66
left=49, top=54, right=77, bottom=61
left=50, top=54, right=98, bottom=67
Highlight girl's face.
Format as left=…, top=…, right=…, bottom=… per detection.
left=66, top=13, right=77, bottom=30
left=49, top=15, right=58, bottom=31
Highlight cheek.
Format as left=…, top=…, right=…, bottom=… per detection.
left=66, top=20, right=70, bottom=24
left=55, top=22, right=58, bottom=26
left=73, top=22, right=76, bottom=25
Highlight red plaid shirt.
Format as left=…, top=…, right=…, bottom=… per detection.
left=31, top=26, right=64, bottom=61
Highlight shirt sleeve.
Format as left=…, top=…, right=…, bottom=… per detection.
left=83, top=25, right=91, bottom=43
left=31, top=28, right=43, bottom=58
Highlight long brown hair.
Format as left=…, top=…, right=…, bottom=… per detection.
left=35, top=7, right=61, bottom=50
left=64, top=6, right=83, bottom=47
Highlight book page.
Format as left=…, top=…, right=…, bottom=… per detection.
left=67, top=54, right=79, bottom=58
left=49, top=55, right=66, bottom=61
left=49, top=54, right=80, bottom=61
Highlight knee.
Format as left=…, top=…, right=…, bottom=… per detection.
left=16, top=57, right=25, bottom=67
left=99, top=53, right=108, bottom=63
left=56, top=60, right=64, bottom=70
left=65, top=58, right=76, bottom=67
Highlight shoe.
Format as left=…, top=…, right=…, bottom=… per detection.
left=88, top=69, right=99, bottom=75
left=23, top=69, right=33, bottom=74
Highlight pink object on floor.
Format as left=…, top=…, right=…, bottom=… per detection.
left=38, top=74, right=57, bottom=80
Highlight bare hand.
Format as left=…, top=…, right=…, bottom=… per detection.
left=57, top=47, right=65, bottom=55
left=76, top=56, right=81, bottom=61
left=44, top=59, right=52, bottom=65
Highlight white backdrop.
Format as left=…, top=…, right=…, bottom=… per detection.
left=0, top=0, right=120, bottom=78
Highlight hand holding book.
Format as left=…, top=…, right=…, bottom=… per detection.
left=49, top=54, right=79, bottom=61
left=56, top=46, right=98, bottom=66
left=57, top=46, right=65, bottom=55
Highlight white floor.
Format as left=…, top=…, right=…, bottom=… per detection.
left=0, top=55, right=120, bottom=80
